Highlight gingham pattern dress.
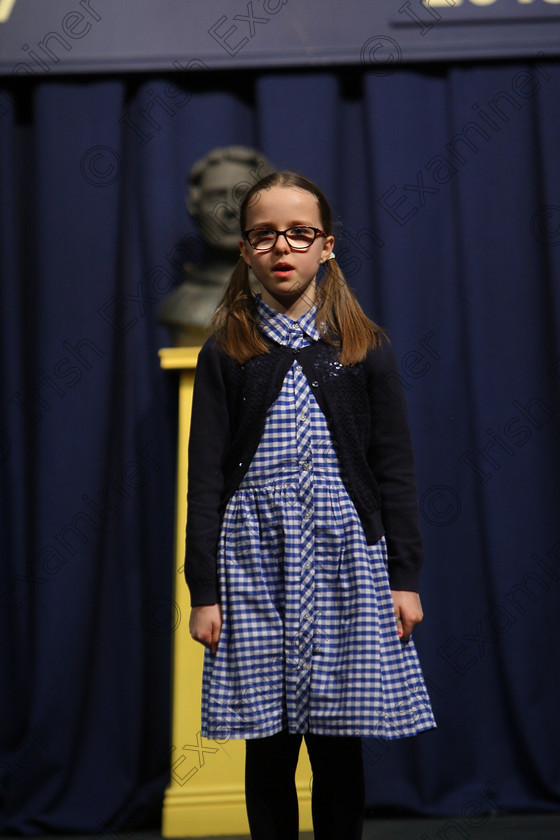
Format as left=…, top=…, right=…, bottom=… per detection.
left=201, top=297, right=436, bottom=741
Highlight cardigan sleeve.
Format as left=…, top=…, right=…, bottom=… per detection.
left=366, top=339, right=424, bottom=592
left=184, top=337, right=231, bottom=606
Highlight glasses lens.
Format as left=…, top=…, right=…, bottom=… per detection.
left=285, top=227, right=317, bottom=249
left=248, top=229, right=277, bottom=249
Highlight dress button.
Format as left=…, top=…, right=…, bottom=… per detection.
left=302, top=461, right=311, bottom=470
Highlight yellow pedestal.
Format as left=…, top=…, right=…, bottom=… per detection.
left=159, top=347, right=313, bottom=838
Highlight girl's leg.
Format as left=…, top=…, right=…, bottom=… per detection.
left=244, top=730, right=302, bottom=840
left=304, top=734, right=365, bottom=840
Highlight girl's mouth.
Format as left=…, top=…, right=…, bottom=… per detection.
left=272, top=263, right=295, bottom=276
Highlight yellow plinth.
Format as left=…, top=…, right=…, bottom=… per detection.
left=159, top=347, right=313, bottom=838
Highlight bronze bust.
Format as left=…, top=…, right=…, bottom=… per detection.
left=158, top=145, right=273, bottom=346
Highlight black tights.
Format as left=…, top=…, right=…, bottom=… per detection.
left=245, top=731, right=364, bottom=840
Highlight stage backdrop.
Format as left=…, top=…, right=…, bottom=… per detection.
left=2, top=0, right=560, bottom=74
left=1, top=60, right=560, bottom=831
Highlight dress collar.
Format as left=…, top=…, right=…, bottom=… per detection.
left=255, top=294, right=321, bottom=345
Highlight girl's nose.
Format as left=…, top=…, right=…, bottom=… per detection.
left=273, top=233, right=291, bottom=253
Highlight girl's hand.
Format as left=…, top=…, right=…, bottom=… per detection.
left=189, top=603, right=222, bottom=654
left=390, top=590, right=423, bottom=643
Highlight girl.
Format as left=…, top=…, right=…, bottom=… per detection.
left=185, top=172, right=436, bottom=839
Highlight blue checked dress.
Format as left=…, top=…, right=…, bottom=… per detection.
left=200, top=296, right=436, bottom=741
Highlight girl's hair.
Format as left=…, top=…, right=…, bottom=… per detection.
left=212, top=171, right=385, bottom=365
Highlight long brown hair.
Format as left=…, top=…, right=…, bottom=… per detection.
left=212, top=171, right=385, bottom=365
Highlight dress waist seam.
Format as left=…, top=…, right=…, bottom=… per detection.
left=238, top=472, right=345, bottom=490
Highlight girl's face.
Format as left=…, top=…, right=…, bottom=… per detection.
left=240, top=186, right=334, bottom=316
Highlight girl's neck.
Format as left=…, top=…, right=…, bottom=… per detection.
left=260, top=285, right=317, bottom=321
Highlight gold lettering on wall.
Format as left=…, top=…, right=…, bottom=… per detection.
left=0, top=0, right=18, bottom=23
left=425, top=0, right=560, bottom=6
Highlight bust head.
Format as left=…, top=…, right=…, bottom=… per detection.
left=187, top=146, right=273, bottom=251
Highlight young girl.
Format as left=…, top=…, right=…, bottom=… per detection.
left=185, top=171, right=436, bottom=839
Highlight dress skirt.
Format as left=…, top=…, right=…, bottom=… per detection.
left=200, top=352, right=436, bottom=741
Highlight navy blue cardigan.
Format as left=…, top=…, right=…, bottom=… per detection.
left=185, top=333, right=424, bottom=605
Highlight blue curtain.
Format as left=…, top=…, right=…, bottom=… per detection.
left=1, top=62, right=559, bottom=831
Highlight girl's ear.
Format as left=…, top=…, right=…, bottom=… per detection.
left=320, top=235, right=335, bottom=263
left=239, top=238, right=251, bottom=265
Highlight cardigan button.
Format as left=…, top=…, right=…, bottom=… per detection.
left=311, top=380, right=319, bottom=388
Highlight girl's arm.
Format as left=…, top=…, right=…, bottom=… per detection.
left=367, top=342, right=425, bottom=639
left=185, top=338, right=231, bottom=607
left=366, top=339, right=425, bottom=595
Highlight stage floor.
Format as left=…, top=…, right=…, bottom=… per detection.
left=6, top=815, right=560, bottom=840
left=198, top=814, right=560, bottom=839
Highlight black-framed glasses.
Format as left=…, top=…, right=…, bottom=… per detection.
left=243, top=226, right=327, bottom=251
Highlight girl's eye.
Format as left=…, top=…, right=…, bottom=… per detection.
left=288, top=227, right=314, bottom=242
left=254, top=229, right=275, bottom=241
